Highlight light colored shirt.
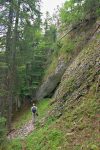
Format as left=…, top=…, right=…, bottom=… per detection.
left=31, top=106, right=37, bottom=112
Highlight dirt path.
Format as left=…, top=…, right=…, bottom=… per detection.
left=8, top=120, right=34, bottom=139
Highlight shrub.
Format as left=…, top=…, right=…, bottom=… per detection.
left=0, top=117, right=7, bottom=149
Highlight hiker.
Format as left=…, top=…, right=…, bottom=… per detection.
left=31, top=103, right=37, bottom=124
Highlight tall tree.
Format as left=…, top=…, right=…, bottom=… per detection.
left=0, top=0, right=42, bottom=130
left=5, top=0, right=14, bottom=130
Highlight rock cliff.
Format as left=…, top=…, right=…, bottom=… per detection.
left=36, top=20, right=100, bottom=103
left=36, top=60, right=66, bottom=100
left=54, top=31, right=100, bottom=102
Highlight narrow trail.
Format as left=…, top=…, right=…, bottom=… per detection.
left=8, top=120, right=34, bottom=139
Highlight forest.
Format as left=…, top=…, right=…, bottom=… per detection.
left=0, top=0, right=100, bottom=150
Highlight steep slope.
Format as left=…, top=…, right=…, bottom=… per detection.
left=36, top=20, right=100, bottom=101
left=8, top=77, right=100, bottom=150
left=54, top=28, right=100, bottom=102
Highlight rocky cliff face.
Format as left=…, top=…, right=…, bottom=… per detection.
left=54, top=31, right=100, bottom=102
left=36, top=60, right=66, bottom=100
left=36, top=20, right=100, bottom=103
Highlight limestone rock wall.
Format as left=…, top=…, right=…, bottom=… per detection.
left=54, top=29, right=100, bottom=103
left=36, top=20, right=100, bottom=102
left=36, top=60, right=66, bottom=100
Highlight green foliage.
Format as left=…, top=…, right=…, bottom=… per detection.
left=44, top=56, right=58, bottom=79
left=60, top=0, right=84, bottom=25
left=43, top=11, right=57, bottom=53
left=8, top=139, right=22, bottom=150
left=45, top=24, right=57, bottom=43
left=26, top=127, right=63, bottom=150
left=60, top=0, right=100, bottom=25
left=83, top=0, right=100, bottom=14
left=13, top=109, right=32, bottom=129
left=18, top=19, right=57, bottom=99
left=61, top=38, right=75, bottom=53
left=44, top=35, right=76, bottom=80
left=13, top=99, right=51, bottom=129
left=0, top=117, right=7, bottom=149
left=87, top=144, right=99, bottom=150
left=25, top=98, right=62, bottom=150
left=7, top=83, right=100, bottom=150
left=0, top=0, right=58, bottom=113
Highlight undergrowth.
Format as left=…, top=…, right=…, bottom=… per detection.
left=7, top=82, right=100, bottom=150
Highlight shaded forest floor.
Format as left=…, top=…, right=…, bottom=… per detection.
left=7, top=99, right=50, bottom=140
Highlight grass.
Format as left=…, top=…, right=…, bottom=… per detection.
left=8, top=138, right=22, bottom=150
left=56, top=83, right=100, bottom=150
left=44, top=56, right=58, bottom=80
left=26, top=126, right=63, bottom=150
left=7, top=98, right=55, bottom=150
left=8, top=82, right=100, bottom=150
left=12, top=98, right=51, bottom=129
left=12, top=108, right=32, bottom=129
left=26, top=83, right=100, bottom=150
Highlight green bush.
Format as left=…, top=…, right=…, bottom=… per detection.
left=0, top=117, right=7, bottom=149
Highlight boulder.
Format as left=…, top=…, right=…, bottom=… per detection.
left=36, top=60, right=66, bottom=100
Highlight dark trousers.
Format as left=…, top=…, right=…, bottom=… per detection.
left=32, top=113, right=36, bottom=123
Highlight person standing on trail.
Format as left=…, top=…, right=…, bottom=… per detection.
left=31, top=103, right=37, bottom=124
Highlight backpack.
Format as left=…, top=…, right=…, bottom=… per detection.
left=32, top=106, right=37, bottom=113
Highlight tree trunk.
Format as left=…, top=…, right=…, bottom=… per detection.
left=5, top=0, right=14, bottom=131
left=11, top=0, right=20, bottom=111
left=5, top=0, right=21, bottom=131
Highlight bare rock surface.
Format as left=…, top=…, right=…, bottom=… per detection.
left=36, top=60, right=66, bottom=100
left=54, top=30, right=100, bottom=102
